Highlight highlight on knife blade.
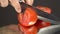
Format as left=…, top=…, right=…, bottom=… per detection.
left=37, top=16, right=60, bottom=25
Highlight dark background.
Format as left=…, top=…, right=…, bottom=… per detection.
left=0, top=0, right=60, bottom=27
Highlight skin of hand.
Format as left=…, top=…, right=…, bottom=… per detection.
left=0, top=24, right=23, bottom=34
left=0, top=0, right=34, bottom=13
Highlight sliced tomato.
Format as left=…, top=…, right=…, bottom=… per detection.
left=18, top=24, right=38, bottom=34
left=18, top=6, right=51, bottom=34
left=35, top=19, right=51, bottom=29
left=35, top=6, right=51, bottom=29
left=18, top=7, right=37, bottom=26
left=36, top=6, right=52, bottom=14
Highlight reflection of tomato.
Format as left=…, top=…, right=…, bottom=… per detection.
left=18, top=24, right=38, bottom=34
left=18, top=7, right=37, bottom=26
left=36, top=6, right=51, bottom=14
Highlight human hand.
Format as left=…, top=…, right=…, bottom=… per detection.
left=0, top=24, right=23, bottom=34
left=0, top=0, right=34, bottom=13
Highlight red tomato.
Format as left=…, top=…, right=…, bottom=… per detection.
left=36, top=6, right=52, bottom=14
left=35, top=19, right=51, bottom=29
left=35, top=6, right=51, bottom=29
left=18, top=24, right=38, bottom=34
left=18, top=6, right=51, bottom=34
left=18, top=7, right=38, bottom=26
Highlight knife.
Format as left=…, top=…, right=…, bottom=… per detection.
left=19, top=2, right=60, bottom=25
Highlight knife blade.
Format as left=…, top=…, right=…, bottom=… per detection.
left=20, top=2, right=60, bottom=24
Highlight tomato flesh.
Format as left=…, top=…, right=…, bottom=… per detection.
left=36, top=6, right=51, bottom=14
left=18, top=6, right=51, bottom=34
left=18, top=24, right=38, bottom=34
left=18, top=7, right=37, bottom=26
left=35, top=6, right=51, bottom=29
left=35, top=19, right=51, bottom=29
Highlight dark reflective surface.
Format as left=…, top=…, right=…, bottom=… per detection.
left=0, top=5, right=18, bottom=27
left=54, top=30, right=60, bottom=34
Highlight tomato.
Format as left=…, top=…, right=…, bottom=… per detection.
left=36, top=6, right=52, bottom=14
left=18, top=24, right=38, bottom=34
left=35, top=19, right=51, bottom=29
left=18, top=6, right=51, bottom=34
left=18, top=7, right=38, bottom=26
left=35, top=6, right=51, bottom=29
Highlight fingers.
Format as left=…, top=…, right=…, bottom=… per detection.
left=0, top=0, right=34, bottom=13
left=0, top=0, right=8, bottom=7
left=9, top=0, right=21, bottom=13
left=25, top=0, right=34, bottom=6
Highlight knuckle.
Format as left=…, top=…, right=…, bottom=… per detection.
left=0, top=0, right=8, bottom=7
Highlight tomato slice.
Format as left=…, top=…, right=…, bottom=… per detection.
left=18, top=24, right=38, bottom=34
left=35, top=19, right=51, bottom=29
left=36, top=6, right=52, bottom=14
left=18, top=7, right=37, bottom=26
left=35, top=6, right=51, bottom=29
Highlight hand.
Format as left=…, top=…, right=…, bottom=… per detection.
left=0, top=24, right=23, bottom=34
left=0, top=0, right=34, bottom=13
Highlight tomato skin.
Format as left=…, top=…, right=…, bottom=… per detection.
left=18, top=7, right=38, bottom=26
left=36, top=6, right=52, bottom=14
left=18, top=24, right=38, bottom=34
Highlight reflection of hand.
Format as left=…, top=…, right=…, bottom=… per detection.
left=0, top=24, right=23, bottom=34
left=0, top=0, right=34, bottom=13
